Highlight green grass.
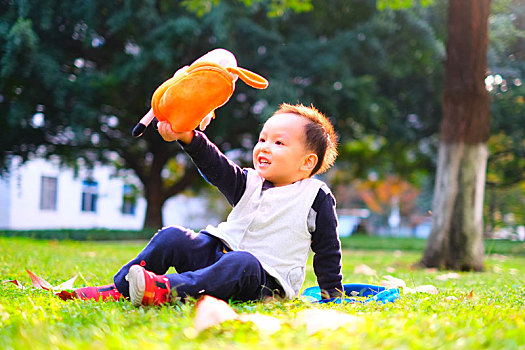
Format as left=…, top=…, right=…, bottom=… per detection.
left=1, top=236, right=524, bottom=349
left=0, top=229, right=155, bottom=241
left=341, top=235, right=525, bottom=255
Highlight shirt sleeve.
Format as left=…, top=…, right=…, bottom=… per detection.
left=309, top=187, right=344, bottom=299
left=179, top=131, right=247, bottom=206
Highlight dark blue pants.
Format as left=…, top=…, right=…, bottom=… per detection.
left=114, top=226, right=283, bottom=302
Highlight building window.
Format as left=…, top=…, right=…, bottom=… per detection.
left=122, top=184, right=136, bottom=215
left=40, top=176, right=58, bottom=210
left=81, top=180, right=98, bottom=212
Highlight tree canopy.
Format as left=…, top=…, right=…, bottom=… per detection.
left=1, top=0, right=523, bottom=230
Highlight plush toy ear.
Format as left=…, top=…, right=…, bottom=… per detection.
left=227, top=67, right=268, bottom=89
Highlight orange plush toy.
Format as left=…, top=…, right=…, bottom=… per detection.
left=132, top=49, right=269, bottom=137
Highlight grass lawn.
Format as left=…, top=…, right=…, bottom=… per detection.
left=1, top=236, right=524, bottom=349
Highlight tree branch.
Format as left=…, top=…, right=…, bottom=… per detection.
left=486, top=175, right=525, bottom=189
left=162, top=166, right=199, bottom=201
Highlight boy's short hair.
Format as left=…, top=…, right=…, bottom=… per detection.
left=273, top=103, right=338, bottom=175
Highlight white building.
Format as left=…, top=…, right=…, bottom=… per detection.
left=0, top=156, right=221, bottom=231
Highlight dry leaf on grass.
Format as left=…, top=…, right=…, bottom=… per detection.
left=54, top=275, right=78, bottom=291
left=380, top=275, right=406, bottom=288
left=464, top=290, right=474, bottom=300
left=354, top=264, right=376, bottom=276
left=2, top=280, right=25, bottom=289
left=415, top=285, right=438, bottom=295
left=401, top=285, right=438, bottom=295
left=26, top=269, right=53, bottom=290
left=435, top=272, right=460, bottom=281
left=379, top=275, right=438, bottom=295
left=194, top=295, right=238, bottom=332
left=25, top=269, right=78, bottom=292
left=194, top=295, right=282, bottom=334
left=294, top=308, right=364, bottom=335
left=491, top=254, right=507, bottom=262
left=238, top=314, right=282, bottom=334
left=193, top=296, right=364, bottom=335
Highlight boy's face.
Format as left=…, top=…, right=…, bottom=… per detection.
left=253, top=113, right=316, bottom=187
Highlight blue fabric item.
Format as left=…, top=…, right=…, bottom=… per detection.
left=301, top=283, right=400, bottom=304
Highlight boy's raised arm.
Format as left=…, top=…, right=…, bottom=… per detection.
left=177, top=130, right=247, bottom=206
left=158, top=121, right=194, bottom=144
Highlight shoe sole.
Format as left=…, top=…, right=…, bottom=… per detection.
left=128, top=265, right=146, bottom=307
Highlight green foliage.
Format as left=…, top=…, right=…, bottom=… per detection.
left=377, top=0, right=435, bottom=11
left=320, top=6, right=445, bottom=183
left=485, top=184, right=525, bottom=230
left=487, top=1, right=525, bottom=189
left=484, top=0, right=525, bottom=229
left=182, top=0, right=313, bottom=17
left=0, top=18, right=38, bottom=80
left=1, top=0, right=523, bottom=230
left=0, top=0, right=445, bottom=185
left=1, top=236, right=525, bottom=348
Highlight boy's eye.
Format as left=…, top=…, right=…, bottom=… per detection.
left=259, top=138, right=266, bottom=143
left=275, top=140, right=284, bottom=145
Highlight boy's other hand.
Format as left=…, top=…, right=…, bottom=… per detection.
left=158, top=121, right=194, bottom=144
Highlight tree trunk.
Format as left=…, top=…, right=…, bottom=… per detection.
left=421, top=0, right=491, bottom=271
left=142, top=161, right=198, bottom=230
left=143, top=171, right=166, bottom=230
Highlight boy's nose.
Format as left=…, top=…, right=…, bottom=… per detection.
left=259, top=143, right=270, bottom=153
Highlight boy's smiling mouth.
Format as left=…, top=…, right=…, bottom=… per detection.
left=257, top=156, right=271, bottom=167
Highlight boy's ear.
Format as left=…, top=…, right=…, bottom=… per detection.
left=301, top=153, right=318, bottom=173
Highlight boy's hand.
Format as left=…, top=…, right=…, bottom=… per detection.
left=158, top=121, right=194, bottom=144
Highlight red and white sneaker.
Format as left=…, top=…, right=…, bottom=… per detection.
left=127, top=265, right=171, bottom=306
left=62, top=284, right=123, bottom=301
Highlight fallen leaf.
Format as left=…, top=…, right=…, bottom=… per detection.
left=404, top=287, right=419, bottom=294
left=26, top=269, right=53, bottom=290
left=354, top=264, right=376, bottom=276
left=56, top=290, right=76, bottom=300
left=415, top=285, right=438, bottom=295
left=238, top=313, right=282, bottom=334
left=493, top=265, right=503, bottom=273
left=54, top=275, right=78, bottom=291
left=393, top=250, right=403, bottom=258
left=194, top=295, right=238, bottom=332
left=386, top=267, right=396, bottom=273
left=295, top=308, right=364, bottom=335
left=457, top=290, right=474, bottom=301
left=445, top=296, right=458, bottom=301
left=380, top=275, right=406, bottom=288
left=435, top=272, right=460, bottom=281
left=3, top=280, right=25, bottom=289
left=193, top=296, right=282, bottom=334
left=491, top=254, right=507, bottom=262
